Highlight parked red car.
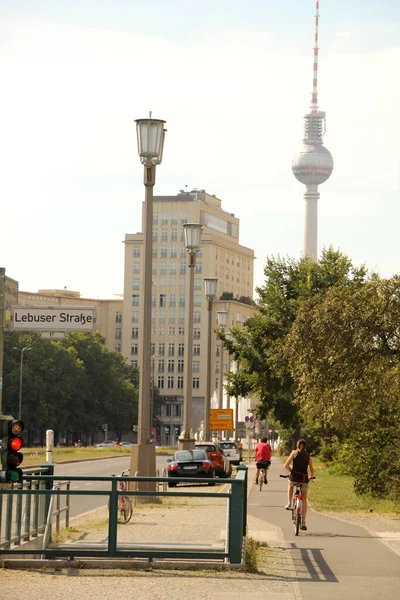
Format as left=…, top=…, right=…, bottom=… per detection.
left=195, top=441, right=232, bottom=478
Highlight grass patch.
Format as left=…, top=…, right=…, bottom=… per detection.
left=245, top=537, right=261, bottom=573
left=279, top=455, right=400, bottom=516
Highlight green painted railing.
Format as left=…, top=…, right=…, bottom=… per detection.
left=0, top=464, right=248, bottom=564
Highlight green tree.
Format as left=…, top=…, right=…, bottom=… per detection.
left=221, top=248, right=369, bottom=446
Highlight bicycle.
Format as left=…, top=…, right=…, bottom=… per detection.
left=258, top=461, right=271, bottom=491
left=110, top=469, right=133, bottom=524
left=280, top=474, right=315, bottom=535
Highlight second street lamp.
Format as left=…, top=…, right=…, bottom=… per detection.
left=203, top=277, right=218, bottom=442
left=131, top=114, right=166, bottom=484
left=178, top=223, right=202, bottom=451
left=13, top=346, right=32, bottom=421
left=216, top=310, right=228, bottom=441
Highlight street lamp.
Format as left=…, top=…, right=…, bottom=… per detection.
left=203, top=277, right=218, bottom=441
left=13, top=347, right=32, bottom=420
left=178, top=223, right=202, bottom=450
left=131, top=113, right=166, bottom=481
left=216, top=310, right=228, bottom=440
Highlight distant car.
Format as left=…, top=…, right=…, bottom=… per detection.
left=195, top=442, right=232, bottom=478
left=94, top=440, right=115, bottom=448
left=167, top=449, right=215, bottom=487
left=219, top=441, right=241, bottom=466
left=119, top=442, right=132, bottom=447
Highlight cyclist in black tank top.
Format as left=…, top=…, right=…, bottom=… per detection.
left=284, top=439, right=314, bottom=530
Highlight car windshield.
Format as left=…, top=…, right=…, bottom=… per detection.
left=174, top=450, right=207, bottom=462
left=220, top=442, right=236, bottom=449
left=196, top=445, right=216, bottom=453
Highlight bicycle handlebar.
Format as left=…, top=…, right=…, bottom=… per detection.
left=279, top=474, right=316, bottom=480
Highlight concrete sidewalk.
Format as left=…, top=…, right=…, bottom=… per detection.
left=0, top=461, right=301, bottom=600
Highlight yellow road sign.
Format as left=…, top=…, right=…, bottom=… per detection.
left=210, top=409, right=233, bottom=431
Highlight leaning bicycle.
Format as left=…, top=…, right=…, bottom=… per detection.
left=110, top=469, right=133, bottom=524
left=280, top=474, right=315, bottom=535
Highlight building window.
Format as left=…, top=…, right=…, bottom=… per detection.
left=159, top=310, right=165, bottom=324
left=161, top=212, right=168, bottom=225
left=195, top=263, right=202, bottom=274
left=194, top=311, right=201, bottom=323
left=178, top=326, right=185, bottom=335
left=133, top=263, right=141, bottom=274
left=177, top=376, right=184, bottom=389
left=192, top=377, right=200, bottom=389
left=180, top=228, right=185, bottom=242
left=132, top=279, right=140, bottom=290
left=170, top=277, right=177, bottom=286
left=131, top=360, right=138, bottom=368
left=160, top=277, right=167, bottom=286
left=161, top=228, right=168, bottom=241
left=168, top=360, right=174, bottom=372
left=215, top=378, right=219, bottom=390
left=131, top=328, right=139, bottom=339
left=169, top=326, right=175, bottom=335
left=158, top=376, right=164, bottom=389
left=152, top=294, right=156, bottom=307
left=194, top=279, right=202, bottom=290
left=168, top=376, right=174, bottom=389
left=216, top=346, right=220, bottom=357
left=131, top=344, right=138, bottom=355
left=159, top=343, right=165, bottom=356
left=160, top=293, right=166, bottom=307
left=171, top=228, right=178, bottom=241
left=132, top=294, right=139, bottom=306
left=153, top=211, right=158, bottom=224
left=194, top=328, right=201, bottom=339
left=181, top=212, right=188, bottom=224
left=171, top=212, right=178, bottom=224
left=180, top=246, right=186, bottom=258
left=197, top=248, right=203, bottom=258
left=151, top=342, right=155, bottom=355
left=168, top=310, right=175, bottom=324
left=159, top=326, right=165, bottom=335
left=152, top=228, right=158, bottom=241
left=160, top=246, right=167, bottom=259
left=168, top=343, right=175, bottom=356
left=193, top=344, right=200, bottom=356
left=160, top=261, right=167, bottom=275
left=194, top=295, right=202, bottom=306
left=169, top=294, right=176, bottom=307
left=179, top=277, right=185, bottom=286
left=132, top=311, right=139, bottom=323
left=151, top=309, right=156, bottom=324
left=133, top=247, right=141, bottom=258
left=170, top=261, right=177, bottom=275
left=192, top=361, right=200, bottom=373
left=152, top=246, right=158, bottom=258
left=178, top=310, right=185, bottom=324
left=180, top=262, right=186, bottom=275
left=116, top=312, right=122, bottom=323
left=152, top=261, right=157, bottom=275
left=115, top=344, right=121, bottom=352
left=178, top=359, right=184, bottom=373
left=179, top=294, right=185, bottom=307
left=216, top=362, right=220, bottom=373
left=173, top=404, right=182, bottom=417
left=158, top=359, right=164, bottom=373
left=178, top=343, right=185, bottom=356
left=115, top=328, right=121, bottom=340
left=170, top=245, right=177, bottom=258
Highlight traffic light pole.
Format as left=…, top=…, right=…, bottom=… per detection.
left=0, top=268, right=5, bottom=415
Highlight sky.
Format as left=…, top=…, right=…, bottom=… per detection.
left=0, top=0, right=399, bottom=299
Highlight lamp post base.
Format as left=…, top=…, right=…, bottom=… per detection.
left=129, top=443, right=157, bottom=503
left=178, top=437, right=196, bottom=451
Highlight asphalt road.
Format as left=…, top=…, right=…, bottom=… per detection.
left=248, top=458, right=400, bottom=599
left=53, top=455, right=172, bottom=517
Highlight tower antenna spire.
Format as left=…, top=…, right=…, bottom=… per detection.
left=311, top=1, right=320, bottom=113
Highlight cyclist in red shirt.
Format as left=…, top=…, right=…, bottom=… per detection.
left=255, top=437, right=272, bottom=485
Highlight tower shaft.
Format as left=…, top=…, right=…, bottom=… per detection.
left=304, top=184, right=319, bottom=259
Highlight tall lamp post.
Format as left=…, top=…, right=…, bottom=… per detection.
left=131, top=114, right=166, bottom=481
left=13, top=346, right=32, bottom=420
left=178, top=223, right=202, bottom=451
left=216, top=310, right=228, bottom=440
left=203, top=277, right=218, bottom=442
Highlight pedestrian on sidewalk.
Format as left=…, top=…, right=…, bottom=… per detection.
left=284, top=438, right=315, bottom=530
left=254, top=436, right=272, bottom=485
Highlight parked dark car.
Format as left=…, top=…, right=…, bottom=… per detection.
left=195, top=442, right=232, bottom=478
left=167, top=449, right=215, bottom=487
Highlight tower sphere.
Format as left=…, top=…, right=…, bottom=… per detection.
left=292, top=143, right=333, bottom=186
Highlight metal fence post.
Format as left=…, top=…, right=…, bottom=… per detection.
left=228, top=470, right=245, bottom=564
left=236, top=463, right=248, bottom=536
left=108, top=478, right=118, bottom=554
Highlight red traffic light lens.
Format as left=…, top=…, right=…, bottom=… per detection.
left=10, top=437, right=23, bottom=451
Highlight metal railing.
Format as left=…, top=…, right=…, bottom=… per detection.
left=0, top=465, right=248, bottom=564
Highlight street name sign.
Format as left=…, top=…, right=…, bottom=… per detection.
left=12, top=306, right=96, bottom=332
left=210, top=408, right=234, bottom=431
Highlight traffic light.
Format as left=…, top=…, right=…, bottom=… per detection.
left=0, top=418, right=24, bottom=483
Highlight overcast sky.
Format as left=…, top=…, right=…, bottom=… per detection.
left=1, top=0, right=399, bottom=299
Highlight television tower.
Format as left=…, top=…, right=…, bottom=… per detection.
left=292, top=1, right=333, bottom=260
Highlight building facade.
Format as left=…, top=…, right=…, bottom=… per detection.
left=122, top=189, right=256, bottom=444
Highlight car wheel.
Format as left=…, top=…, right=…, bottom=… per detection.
left=168, top=480, right=177, bottom=488
left=208, top=472, right=217, bottom=485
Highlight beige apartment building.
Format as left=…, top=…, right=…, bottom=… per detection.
left=122, top=189, right=256, bottom=445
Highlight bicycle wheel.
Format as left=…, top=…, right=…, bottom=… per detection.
left=259, top=469, right=264, bottom=491
left=117, top=496, right=133, bottom=524
left=295, top=512, right=301, bottom=536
